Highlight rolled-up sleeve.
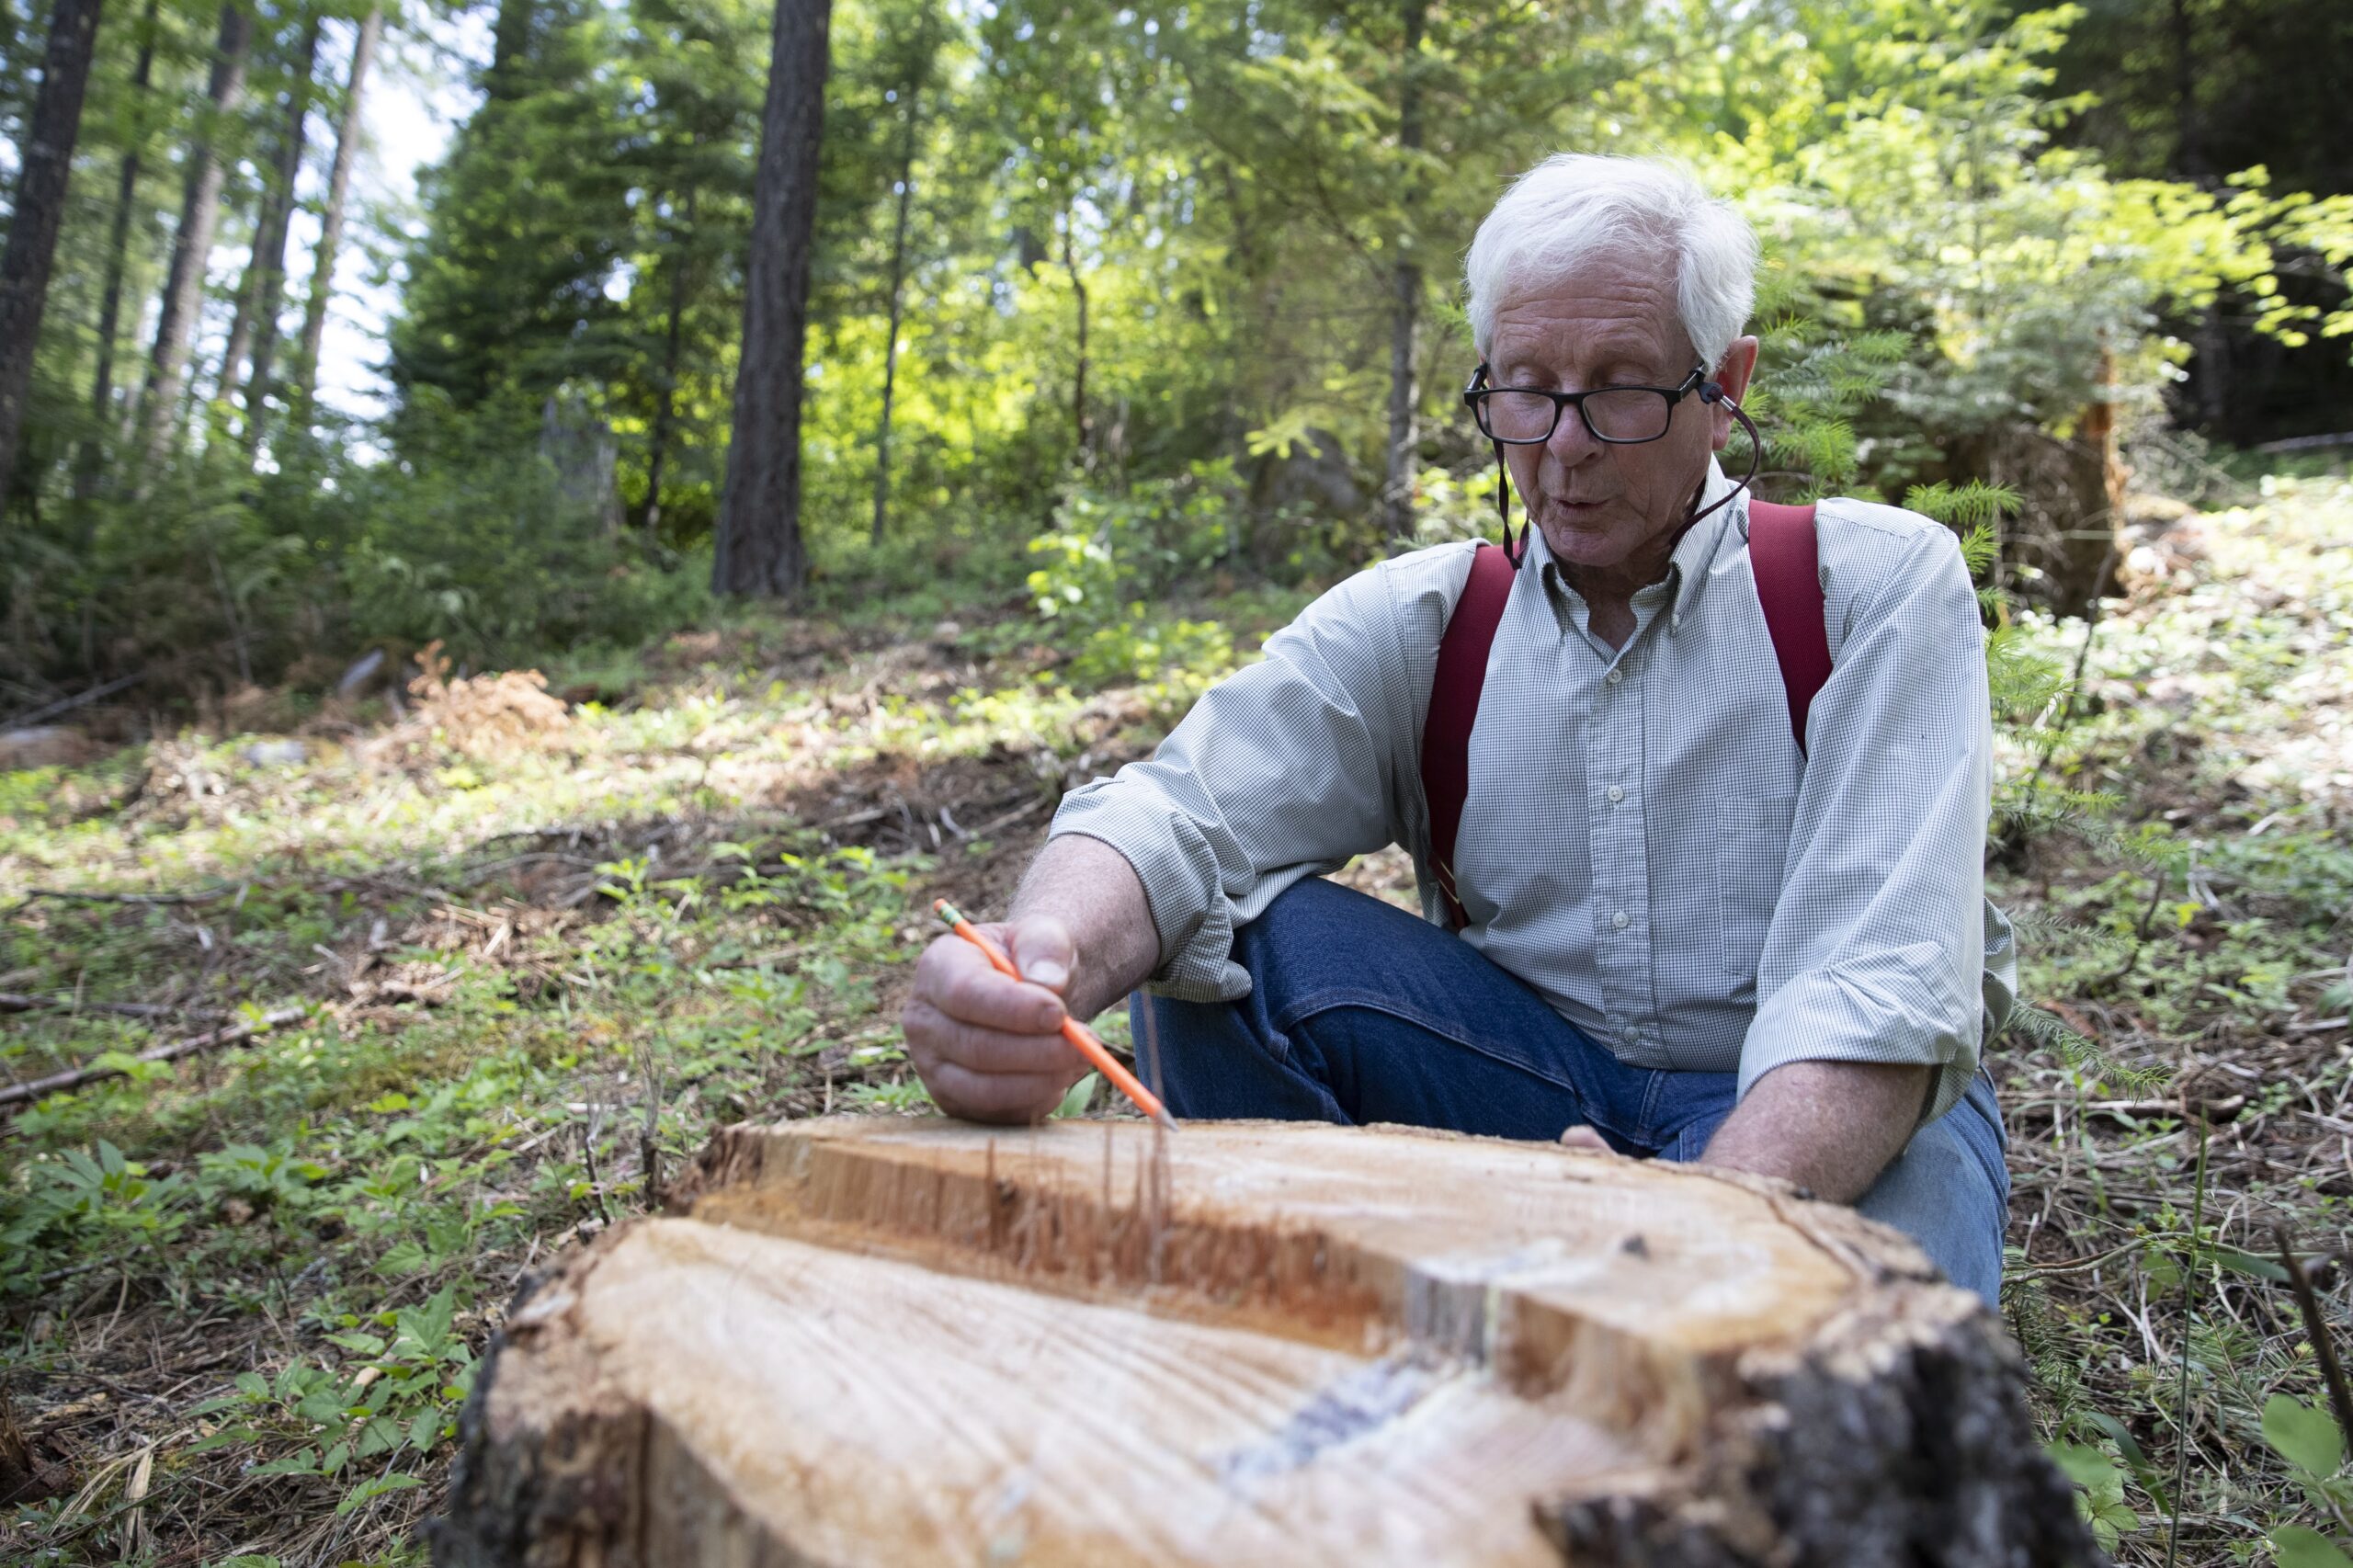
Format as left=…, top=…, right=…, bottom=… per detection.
left=1049, top=557, right=1439, bottom=1001
left=1739, top=524, right=1993, bottom=1126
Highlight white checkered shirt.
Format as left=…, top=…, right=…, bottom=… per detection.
left=1051, top=461, right=2017, bottom=1125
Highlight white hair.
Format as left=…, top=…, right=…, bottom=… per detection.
left=1462, top=153, right=1759, bottom=369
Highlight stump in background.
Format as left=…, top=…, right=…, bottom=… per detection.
left=436, top=1117, right=2100, bottom=1568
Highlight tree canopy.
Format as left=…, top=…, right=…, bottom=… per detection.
left=0, top=0, right=2345, bottom=685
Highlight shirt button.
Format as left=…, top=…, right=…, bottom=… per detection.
left=1606, top=785, right=1625, bottom=804
left=1604, top=667, right=1624, bottom=686
left=1611, top=911, right=1630, bottom=930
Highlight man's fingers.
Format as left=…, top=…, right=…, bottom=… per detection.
left=1005, top=915, right=1075, bottom=994
left=904, top=919, right=1090, bottom=1125
left=916, top=933, right=1067, bottom=1034
left=1558, top=1125, right=1611, bottom=1153
left=904, top=1000, right=1085, bottom=1076
left=924, top=1059, right=1082, bottom=1123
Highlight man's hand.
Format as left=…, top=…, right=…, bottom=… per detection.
left=904, top=915, right=1090, bottom=1124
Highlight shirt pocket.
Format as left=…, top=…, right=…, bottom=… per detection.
left=1716, top=794, right=1796, bottom=983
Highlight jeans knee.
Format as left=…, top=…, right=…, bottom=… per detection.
left=1858, top=1119, right=2009, bottom=1307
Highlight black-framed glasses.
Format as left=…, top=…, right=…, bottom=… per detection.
left=1461, top=363, right=1709, bottom=445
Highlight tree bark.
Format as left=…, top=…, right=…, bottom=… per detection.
left=135, top=0, right=253, bottom=484
left=869, top=60, right=924, bottom=546
left=1381, top=0, right=1427, bottom=543
left=215, top=178, right=262, bottom=411
left=710, top=0, right=832, bottom=600
left=74, top=0, right=158, bottom=499
left=2045, top=349, right=2126, bottom=619
left=289, top=3, right=380, bottom=426
left=636, top=180, right=696, bottom=542
left=1063, top=209, right=1091, bottom=469
left=0, top=0, right=108, bottom=498
left=233, top=9, right=321, bottom=452
left=437, top=1118, right=2101, bottom=1568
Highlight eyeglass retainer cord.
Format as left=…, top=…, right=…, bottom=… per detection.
left=1478, top=373, right=1767, bottom=569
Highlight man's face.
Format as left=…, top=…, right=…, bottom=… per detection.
left=1483, top=246, right=1753, bottom=578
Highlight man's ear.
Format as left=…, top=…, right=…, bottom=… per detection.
left=1707, top=335, right=1761, bottom=450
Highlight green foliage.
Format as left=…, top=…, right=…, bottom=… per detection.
left=2267, top=1394, right=2347, bottom=1482
left=1013, top=460, right=1250, bottom=694
left=7, top=0, right=2350, bottom=688
left=2048, top=1439, right=2142, bottom=1551
left=2263, top=1396, right=2353, bottom=1566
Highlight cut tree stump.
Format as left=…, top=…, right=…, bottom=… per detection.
left=435, top=1117, right=2100, bottom=1568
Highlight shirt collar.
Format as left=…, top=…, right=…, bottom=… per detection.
left=1518, top=458, right=1745, bottom=636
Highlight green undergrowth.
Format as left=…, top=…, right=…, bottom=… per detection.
left=0, top=586, right=1244, bottom=1562
left=1, top=480, right=2349, bottom=1564
left=1986, top=475, right=2353, bottom=1564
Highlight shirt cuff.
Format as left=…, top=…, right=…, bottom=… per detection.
left=1047, top=790, right=1250, bottom=1004
left=1739, top=939, right=1980, bottom=1127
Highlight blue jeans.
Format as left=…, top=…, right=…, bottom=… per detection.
left=1131, top=877, right=2011, bottom=1305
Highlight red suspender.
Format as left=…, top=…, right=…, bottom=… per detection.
left=1745, top=501, right=1828, bottom=755
left=1419, top=543, right=1516, bottom=929
left=1419, top=503, right=1827, bottom=931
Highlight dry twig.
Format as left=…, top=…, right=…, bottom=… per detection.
left=0, top=1006, right=308, bottom=1109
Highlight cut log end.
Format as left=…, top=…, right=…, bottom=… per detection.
left=434, top=1116, right=2102, bottom=1568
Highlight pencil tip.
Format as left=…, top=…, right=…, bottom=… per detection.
left=1153, top=1109, right=1180, bottom=1134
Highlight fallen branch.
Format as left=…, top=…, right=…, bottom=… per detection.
left=2009, top=1095, right=2246, bottom=1126
left=0, top=994, right=231, bottom=1023
left=14, top=883, right=243, bottom=908
left=0, top=1006, right=309, bottom=1110
left=0, top=666, right=152, bottom=730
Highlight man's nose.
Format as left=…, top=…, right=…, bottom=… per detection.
left=1543, top=398, right=1603, bottom=469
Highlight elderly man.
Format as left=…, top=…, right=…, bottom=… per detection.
left=902, top=153, right=2015, bottom=1304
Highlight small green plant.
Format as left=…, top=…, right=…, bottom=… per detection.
left=2264, top=1395, right=2353, bottom=1566
left=190, top=1284, right=472, bottom=1512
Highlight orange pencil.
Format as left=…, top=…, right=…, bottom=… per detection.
left=933, top=898, right=1178, bottom=1133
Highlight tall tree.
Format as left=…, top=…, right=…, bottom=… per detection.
left=136, top=0, right=253, bottom=480
left=637, top=177, right=696, bottom=540
left=389, top=0, right=633, bottom=412
left=289, top=2, right=381, bottom=424
left=1062, top=206, right=1089, bottom=464
left=74, top=0, right=162, bottom=497
left=711, top=0, right=833, bottom=598
left=235, top=8, right=322, bottom=449
left=869, top=6, right=934, bottom=545
left=0, top=0, right=108, bottom=496
left=1380, top=0, right=1426, bottom=542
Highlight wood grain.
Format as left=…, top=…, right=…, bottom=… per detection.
left=436, top=1117, right=2103, bottom=1568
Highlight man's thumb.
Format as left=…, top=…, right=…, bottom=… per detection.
left=1006, top=916, right=1074, bottom=994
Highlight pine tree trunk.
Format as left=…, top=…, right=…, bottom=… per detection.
left=74, top=0, right=159, bottom=498
left=869, top=67, right=922, bottom=546
left=1063, top=210, right=1091, bottom=469
left=711, top=0, right=832, bottom=600
left=1381, top=0, right=1426, bottom=543
left=135, top=0, right=253, bottom=484
left=0, top=0, right=108, bottom=497
left=2046, top=349, right=2126, bottom=619
left=237, top=9, right=321, bottom=453
left=637, top=181, right=696, bottom=542
left=289, top=3, right=379, bottom=426
left=436, top=1117, right=2102, bottom=1568
left=214, top=181, right=263, bottom=409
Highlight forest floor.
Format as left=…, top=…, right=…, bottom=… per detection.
left=1, top=474, right=2348, bottom=1567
